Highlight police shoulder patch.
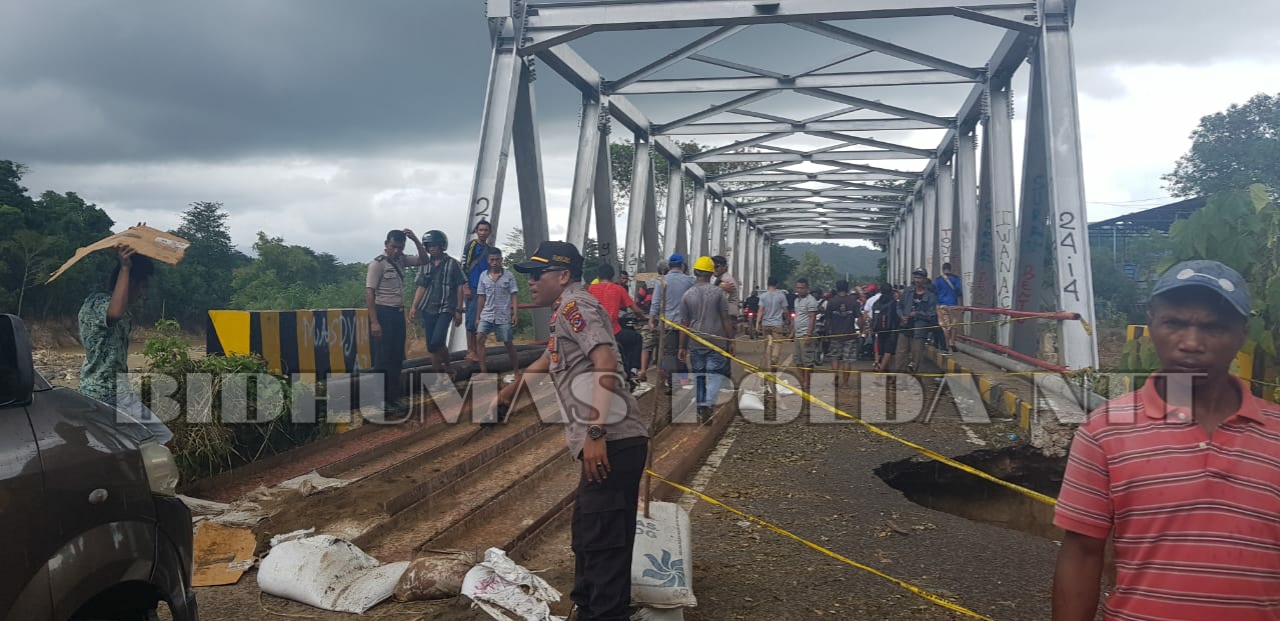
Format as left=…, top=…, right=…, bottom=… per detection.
left=562, top=300, right=587, bottom=333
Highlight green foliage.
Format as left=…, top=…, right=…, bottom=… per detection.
left=791, top=250, right=839, bottom=290
left=1166, top=185, right=1279, bottom=360
left=141, top=202, right=250, bottom=328
left=1164, top=93, right=1280, bottom=198
left=769, top=242, right=797, bottom=284
left=0, top=174, right=116, bottom=318
left=230, top=232, right=366, bottom=310
left=781, top=242, right=882, bottom=283
left=144, top=319, right=328, bottom=480
left=1118, top=336, right=1161, bottom=390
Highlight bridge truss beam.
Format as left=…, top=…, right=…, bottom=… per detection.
left=463, top=0, right=1096, bottom=370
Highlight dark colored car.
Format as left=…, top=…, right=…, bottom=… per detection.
left=0, top=315, right=198, bottom=621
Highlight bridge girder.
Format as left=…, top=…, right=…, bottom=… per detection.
left=462, top=0, right=1100, bottom=370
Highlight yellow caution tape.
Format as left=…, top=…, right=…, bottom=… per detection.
left=662, top=318, right=1058, bottom=507
left=646, top=471, right=997, bottom=621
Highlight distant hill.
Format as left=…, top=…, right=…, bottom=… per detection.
left=782, top=242, right=883, bottom=280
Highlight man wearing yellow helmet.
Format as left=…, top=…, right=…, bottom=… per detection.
left=678, top=255, right=736, bottom=424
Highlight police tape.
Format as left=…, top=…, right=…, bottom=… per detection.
left=645, top=470, right=997, bottom=621
left=673, top=314, right=1038, bottom=345
left=661, top=318, right=1059, bottom=508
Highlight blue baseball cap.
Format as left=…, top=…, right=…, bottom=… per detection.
left=668, top=253, right=685, bottom=266
left=1150, top=260, right=1250, bottom=317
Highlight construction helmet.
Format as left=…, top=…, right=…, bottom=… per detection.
left=424, top=230, right=448, bottom=251
left=693, top=255, right=716, bottom=274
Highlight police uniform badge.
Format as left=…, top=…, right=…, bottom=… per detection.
left=562, top=300, right=587, bottom=333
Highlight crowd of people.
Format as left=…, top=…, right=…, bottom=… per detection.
left=73, top=222, right=1280, bottom=621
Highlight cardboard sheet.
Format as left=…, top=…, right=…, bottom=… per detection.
left=192, top=521, right=258, bottom=587
left=46, top=224, right=191, bottom=284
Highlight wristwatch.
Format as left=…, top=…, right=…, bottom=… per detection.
left=587, top=425, right=606, bottom=440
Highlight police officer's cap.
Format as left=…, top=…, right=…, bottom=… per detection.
left=513, top=240, right=584, bottom=274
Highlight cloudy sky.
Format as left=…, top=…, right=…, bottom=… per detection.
left=3, top=1, right=1278, bottom=263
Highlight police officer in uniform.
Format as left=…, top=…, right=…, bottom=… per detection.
left=365, top=229, right=426, bottom=416
left=498, top=241, right=649, bottom=621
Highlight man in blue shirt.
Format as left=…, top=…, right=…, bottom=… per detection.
left=475, top=248, right=521, bottom=379
left=650, top=253, right=696, bottom=394
left=462, top=220, right=493, bottom=363
left=933, top=262, right=963, bottom=354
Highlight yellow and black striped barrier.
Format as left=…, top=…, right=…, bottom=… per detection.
left=206, top=309, right=373, bottom=376
left=1126, top=324, right=1278, bottom=398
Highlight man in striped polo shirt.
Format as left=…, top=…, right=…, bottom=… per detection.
left=1053, top=260, right=1280, bottom=621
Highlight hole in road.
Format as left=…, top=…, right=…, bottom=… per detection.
left=875, top=446, right=1067, bottom=540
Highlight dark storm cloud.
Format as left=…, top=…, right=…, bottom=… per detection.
left=4, top=0, right=1277, bottom=169
left=0, top=0, right=498, bottom=163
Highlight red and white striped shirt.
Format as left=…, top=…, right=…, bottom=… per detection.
left=1055, top=375, right=1280, bottom=620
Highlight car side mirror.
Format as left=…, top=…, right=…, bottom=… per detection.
left=0, top=314, right=35, bottom=407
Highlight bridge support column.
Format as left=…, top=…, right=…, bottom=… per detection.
left=937, top=157, right=957, bottom=279
left=457, top=14, right=523, bottom=353
left=1038, top=0, right=1100, bottom=370
left=567, top=93, right=603, bottom=251
left=642, top=155, right=661, bottom=270
left=593, top=124, right=618, bottom=270
left=689, top=182, right=708, bottom=259
left=1012, top=50, right=1052, bottom=359
left=923, top=177, right=938, bottom=278
left=511, top=63, right=551, bottom=340
left=735, top=215, right=748, bottom=285
left=985, top=79, right=1018, bottom=347
left=664, top=157, right=685, bottom=257
left=956, top=127, right=979, bottom=336
left=971, top=124, right=997, bottom=343
left=624, top=136, right=652, bottom=278
left=912, top=196, right=924, bottom=274
left=709, top=198, right=724, bottom=256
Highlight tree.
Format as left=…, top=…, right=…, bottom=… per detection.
left=1, top=230, right=55, bottom=315
left=230, top=233, right=364, bottom=310
left=142, top=202, right=250, bottom=327
left=0, top=165, right=116, bottom=318
left=791, top=250, right=838, bottom=290
left=1164, top=93, right=1280, bottom=198
left=769, top=242, right=798, bottom=285
left=1165, top=186, right=1279, bottom=379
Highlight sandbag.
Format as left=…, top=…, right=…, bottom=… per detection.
left=393, top=550, right=479, bottom=602
left=257, top=535, right=408, bottom=614
left=631, top=501, right=697, bottom=608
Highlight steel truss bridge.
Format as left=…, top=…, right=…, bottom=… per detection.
left=456, top=0, right=1098, bottom=371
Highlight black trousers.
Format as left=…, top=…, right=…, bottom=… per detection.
left=615, top=327, right=642, bottom=375
left=372, top=305, right=406, bottom=411
left=572, top=437, right=648, bottom=621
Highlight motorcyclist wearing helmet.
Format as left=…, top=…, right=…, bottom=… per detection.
left=366, top=228, right=427, bottom=417
left=410, top=230, right=467, bottom=383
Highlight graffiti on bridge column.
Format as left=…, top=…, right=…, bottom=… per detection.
left=473, top=197, right=492, bottom=221
left=1058, top=211, right=1081, bottom=303
left=995, top=208, right=1015, bottom=309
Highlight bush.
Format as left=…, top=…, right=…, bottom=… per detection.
left=143, top=320, right=330, bottom=481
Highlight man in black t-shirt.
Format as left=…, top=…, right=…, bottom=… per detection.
left=825, top=280, right=861, bottom=388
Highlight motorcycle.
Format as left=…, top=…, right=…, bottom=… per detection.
left=741, top=308, right=758, bottom=339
